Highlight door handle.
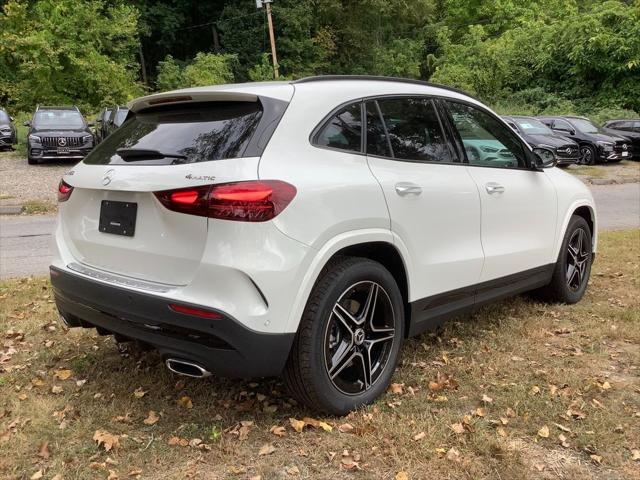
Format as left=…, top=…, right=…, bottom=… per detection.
left=395, top=183, right=422, bottom=196
left=485, top=183, right=505, bottom=195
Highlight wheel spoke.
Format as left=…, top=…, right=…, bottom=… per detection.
left=360, top=282, right=379, bottom=325
left=567, top=263, right=578, bottom=287
left=329, top=349, right=357, bottom=379
left=367, top=328, right=394, bottom=345
left=333, top=303, right=360, bottom=330
left=354, top=351, right=372, bottom=390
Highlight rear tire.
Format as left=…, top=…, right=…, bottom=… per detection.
left=283, top=256, right=404, bottom=415
left=534, top=215, right=592, bottom=304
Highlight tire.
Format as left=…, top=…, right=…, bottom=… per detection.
left=283, top=256, right=404, bottom=415
left=579, top=145, right=596, bottom=165
left=27, top=155, right=38, bottom=165
left=535, top=215, right=592, bottom=304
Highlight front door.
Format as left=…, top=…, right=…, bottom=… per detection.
left=443, top=100, right=557, bottom=283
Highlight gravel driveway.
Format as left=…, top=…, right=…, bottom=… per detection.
left=0, top=153, right=74, bottom=204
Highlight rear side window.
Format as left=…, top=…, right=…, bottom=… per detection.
left=314, top=103, right=362, bottom=152
left=85, top=102, right=263, bottom=165
left=372, top=97, right=454, bottom=163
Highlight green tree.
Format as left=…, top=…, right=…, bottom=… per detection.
left=0, top=0, right=142, bottom=111
left=155, top=55, right=183, bottom=91
left=182, top=52, right=236, bottom=87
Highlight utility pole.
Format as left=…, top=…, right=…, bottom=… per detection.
left=257, top=0, right=279, bottom=79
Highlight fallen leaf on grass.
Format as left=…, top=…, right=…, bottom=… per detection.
left=474, top=407, right=486, bottom=417
left=341, top=450, right=361, bottom=470
left=388, top=383, right=404, bottom=394
left=338, top=423, right=354, bottom=433
left=413, top=431, right=426, bottom=441
left=395, top=472, right=409, bottom=480
left=30, top=470, right=43, bottom=480
left=133, top=388, right=146, bottom=398
left=128, top=469, right=143, bottom=477
left=114, top=413, right=133, bottom=424
left=450, top=423, right=465, bottom=434
left=590, top=454, right=602, bottom=465
left=558, top=434, right=570, bottom=448
left=505, top=407, right=516, bottom=418
left=530, top=386, right=540, bottom=395
left=496, top=427, right=507, bottom=438
left=258, top=443, right=276, bottom=456
left=270, top=425, right=286, bottom=437
left=303, top=417, right=332, bottom=432
left=168, top=436, right=189, bottom=447
left=538, top=426, right=550, bottom=438
left=143, top=411, right=159, bottom=425
left=53, top=369, right=72, bottom=380
left=108, top=470, right=118, bottom=480
left=631, top=449, right=640, bottom=461
left=286, top=466, right=300, bottom=476
left=446, top=447, right=460, bottom=462
left=555, top=423, right=571, bottom=432
left=177, top=396, right=193, bottom=409
left=289, top=418, right=305, bottom=433
left=481, top=394, right=493, bottom=404
left=51, top=385, right=63, bottom=394
left=94, top=430, right=120, bottom=451
left=37, top=441, right=50, bottom=458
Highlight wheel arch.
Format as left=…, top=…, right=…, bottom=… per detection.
left=554, top=201, right=598, bottom=261
left=285, top=230, right=412, bottom=335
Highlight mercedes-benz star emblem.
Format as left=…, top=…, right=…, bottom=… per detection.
left=622, top=144, right=628, bottom=150
left=58, top=137, right=67, bottom=147
left=102, top=169, right=115, bottom=186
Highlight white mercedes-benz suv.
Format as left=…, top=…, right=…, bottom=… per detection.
left=51, top=76, right=596, bottom=414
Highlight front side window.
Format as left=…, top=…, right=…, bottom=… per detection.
left=375, top=97, right=454, bottom=163
left=552, top=119, right=573, bottom=132
left=34, top=110, right=85, bottom=129
left=569, top=118, right=599, bottom=134
left=85, top=101, right=263, bottom=165
left=446, top=101, right=527, bottom=168
left=315, top=102, right=362, bottom=153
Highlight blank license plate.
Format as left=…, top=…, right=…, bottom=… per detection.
left=99, top=200, right=137, bottom=237
left=57, top=147, right=70, bottom=154
left=622, top=151, right=629, bottom=157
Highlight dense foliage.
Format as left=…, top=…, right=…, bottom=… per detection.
left=1, top=0, right=638, bottom=120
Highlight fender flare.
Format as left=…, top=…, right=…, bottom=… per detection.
left=553, top=199, right=597, bottom=261
left=284, top=228, right=412, bottom=332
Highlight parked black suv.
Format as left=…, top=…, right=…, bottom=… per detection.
left=502, top=115, right=579, bottom=166
left=94, top=107, right=113, bottom=144
left=538, top=116, right=630, bottom=165
left=0, top=108, right=18, bottom=150
left=104, top=105, right=130, bottom=137
left=602, top=119, right=640, bottom=160
left=25, top=106, right=94, bottom=165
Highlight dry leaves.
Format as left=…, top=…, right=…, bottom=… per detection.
left=93, top=430, right=120, bottom=451
left=537, top=426, right=550, bottom=438
left=338, top=423, right=354, bottom=433
left=288, top=417, right=332, bottom=433
left=177, top=396, right=193, bottom=409
left=53, top=369, right=72, bottom=380
left=133, top=388, right=146, bottom=398
left=143, top=411, right=159, bottom=425
left=413, top=431, right=426, bottom=441
left=258, top=443, right=276, bottom=456
left=388, top=383, right=404, bottom=394
left=270, top=425, right=286, bottom=437
left=450, top=423, right=466, bottom=435
left=395, top=472, right=409, bottom=480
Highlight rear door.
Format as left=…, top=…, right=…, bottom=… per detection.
left=364, top=97, right=484, bottom=309
left=60, top=98, right=285, bottom=285
left=443, top=100, right=557, bottom=283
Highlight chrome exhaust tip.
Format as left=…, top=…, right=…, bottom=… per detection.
left=165, top=358, right=211, bottom=378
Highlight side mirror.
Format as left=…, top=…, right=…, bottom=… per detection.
left=23, top=121, right=31, bottom=127
left=532, top=148, right=557, bottom=169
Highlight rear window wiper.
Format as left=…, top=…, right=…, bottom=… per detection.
left=116, top=148, right=187, bottom=162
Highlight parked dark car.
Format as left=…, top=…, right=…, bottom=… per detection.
left=602, top=119, right=640, bottom=160
left=502, top=115, right=579, bottom=166
left=25, top=106, right=94, bottom=165
left=0, top=108, right=18, bottom=150
left=538, top=116, right=630, bottom=165
left=104, top=105, right=130, bottom=137
left=94, top=107, right=113, bottom=144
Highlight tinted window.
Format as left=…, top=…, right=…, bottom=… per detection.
left=34, top=110, right=84, bottom=129
left=447, top=101, right=526, bottom=168
left=366, top=101, right=390, bottom=157
left=115, top=108, right=129, bottom=126
left=514, top=118, right=553, bottom=135
left=552, top=119, right=573, bottom=131
left=569, top=118, right=599, bottom=133
left=85, top=102, right=263, bottom=165
left=376, top=98, right=453, bottom=162
left=315, top=103, right=362, bottom=152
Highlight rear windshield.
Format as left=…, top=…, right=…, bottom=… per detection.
left=514, top=118, right=553, bottom=135
left=34, top=110, right=84, bottom=129
left=84, top=102, right=263, bottom=165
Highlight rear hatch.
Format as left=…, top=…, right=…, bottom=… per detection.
left=59, top=91, right=290, bottom=285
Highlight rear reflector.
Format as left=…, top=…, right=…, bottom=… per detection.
left=168, top=303, right=223, bottom=319
left=154, top=180, right=296, bottom=222
left=58, top=179, right=74, bottom=202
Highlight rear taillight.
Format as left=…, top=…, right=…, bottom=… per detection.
left=154, top=180, right=296, bottom=222
left=168, top=303, right=222, bottom=319
left=58, top=179, right=74, bottom=202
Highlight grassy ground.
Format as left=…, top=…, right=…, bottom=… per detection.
left=568, top=161, right=640, bottom=183
left=1, top=230, right=639, bottom=480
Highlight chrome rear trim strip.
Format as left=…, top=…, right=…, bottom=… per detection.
left=67, top=262, right=177, bottom=293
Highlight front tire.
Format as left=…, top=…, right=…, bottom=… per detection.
left=579, top=145, right=596, bottom=165
left=27, top=155, right=38, bottom=165
left=536, top=215, right=592, bottom=303
left=284, top=257, right=404, bottom=415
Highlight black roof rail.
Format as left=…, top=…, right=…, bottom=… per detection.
left=292, top=75, right=480, bottom=101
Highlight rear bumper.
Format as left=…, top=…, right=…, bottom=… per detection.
left=50, top=266, right=294, bottom=378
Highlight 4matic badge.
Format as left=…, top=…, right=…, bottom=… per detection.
left=185, top=174, right=216, bottom=181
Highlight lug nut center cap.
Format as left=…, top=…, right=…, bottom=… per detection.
left=354, top=328, right=365, bottom=346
